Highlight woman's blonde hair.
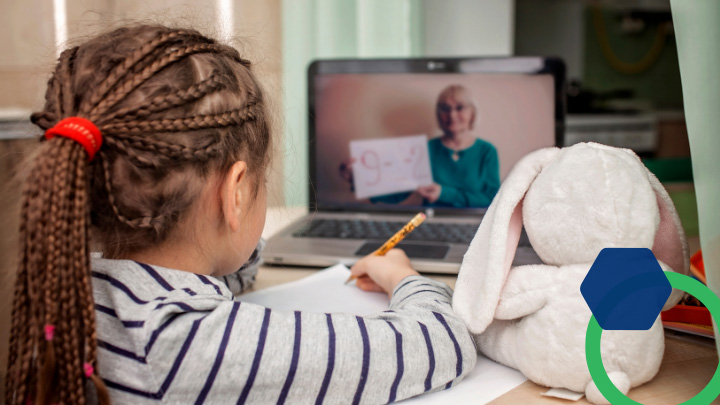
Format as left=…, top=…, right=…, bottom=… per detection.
left=6, top=25, right=270, bottom=405
left=435, top=84, right=478, bottom=130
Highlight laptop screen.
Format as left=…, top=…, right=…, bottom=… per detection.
left=310, top=58, right=563, bottom=213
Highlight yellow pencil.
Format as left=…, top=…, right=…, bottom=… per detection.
left=345, top=212, right=427, bottom=284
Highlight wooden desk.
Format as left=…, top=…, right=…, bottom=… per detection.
left=256, top=207, right=718, bottom=404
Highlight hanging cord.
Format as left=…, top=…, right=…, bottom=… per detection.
left=592, top=5, right=670, bottom=75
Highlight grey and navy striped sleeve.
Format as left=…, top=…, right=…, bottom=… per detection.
left=91, top=259, right=476, bottom=404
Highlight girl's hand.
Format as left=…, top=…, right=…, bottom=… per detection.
left=417, top=183, right=442, bottom=203
left=350, top=249, right=419, bottom=297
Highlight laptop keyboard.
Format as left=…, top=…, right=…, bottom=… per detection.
left=293, top=219, right=474, bottom=243
left=293, top=218, right=533, bottom=246
left=294, top=219, right=496, bottom=246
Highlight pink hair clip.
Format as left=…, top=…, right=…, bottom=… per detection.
left=83, top=362, right=94, bottom=377
left=44, top=324, right=55, bottom=341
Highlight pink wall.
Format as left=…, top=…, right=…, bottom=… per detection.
left=314, top=73, right=556, bottom=203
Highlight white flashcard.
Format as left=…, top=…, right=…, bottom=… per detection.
left=350, top=135, right=433, bottom=200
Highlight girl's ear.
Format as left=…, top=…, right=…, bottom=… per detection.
left=221, top=161, right=248, bottom=233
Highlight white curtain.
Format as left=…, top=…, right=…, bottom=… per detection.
left=282, top=0, right=424, bottom=206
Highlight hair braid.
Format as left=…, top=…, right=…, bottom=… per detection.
left=71, top=141, right=103, bottom=403
left=6, top=138, right=104, bottom=404
left=99, top=152, right=129, bottom=226
left=82, top=29, right=201, bottom=113
left=35, top=142, right=72, bottom=404
left=59, top=254, right=79, bottom=405
left=19, top=154, right=55, bottom=404
left=91, top=43, right=229, bottom=121
left=6, top=176, right=34, bottom=404
left=107, top=134, right=221, bottom=162
left=75, top=164, right=109, bottom=403
left=8, top=152, right=48, bottom=403
left=61, top=145, right=93, bottom=405
left=103, top=138, right=163, bottom=169
left=102, top=104, right=257, bottom=135
left=106, top=69, right=225, bottom=122
left=59, top=166, right=82, bottom=405
left=5, top=183, right=32, bottom=402
left=30, top=111, right=56, bottom=131
left=5, top=267, right=28, bottom=403
left=99, top=152, right=166, bottom=232
left=68, top=285, right=84, bottom=405
left=72, top=152, right=95, bottom=352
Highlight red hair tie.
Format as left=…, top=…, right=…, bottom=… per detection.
left=44, top=117, right=102, bottom=161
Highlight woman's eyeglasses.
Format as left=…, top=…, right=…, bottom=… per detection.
left=438, top=103, right=470, bottom=113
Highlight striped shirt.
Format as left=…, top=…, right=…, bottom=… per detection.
left=91, top=254, right=476, bottom=404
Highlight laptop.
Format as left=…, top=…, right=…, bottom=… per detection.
left=263, top=57, right=565, bottom=274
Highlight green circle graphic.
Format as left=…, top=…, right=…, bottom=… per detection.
left=585, top=272, right=720, bottom=405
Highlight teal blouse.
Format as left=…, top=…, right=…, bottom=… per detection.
left=371, top=138, right=500, bottom=208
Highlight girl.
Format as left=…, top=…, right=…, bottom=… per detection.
left=6, top=25, right=476, bottom=404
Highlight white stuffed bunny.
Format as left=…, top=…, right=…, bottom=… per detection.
left=453, top=142, right=689, bottom=404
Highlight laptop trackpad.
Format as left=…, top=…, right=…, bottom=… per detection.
left=355, top=242, right=449, bottom=259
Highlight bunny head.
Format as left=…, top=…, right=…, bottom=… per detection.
left=453, top=142, right=689, bottom=335
left=525, top=142, right=660, bottom=265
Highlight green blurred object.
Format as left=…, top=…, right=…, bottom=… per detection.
left=668, top=188, right=700, bottom=237
left=643, top=157, right=694, bottom=183
left=642, top=158, right=698, bottom=236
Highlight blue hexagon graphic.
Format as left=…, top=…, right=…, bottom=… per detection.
left=581, top=248, right=672, bottom=331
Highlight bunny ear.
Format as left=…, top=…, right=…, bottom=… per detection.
left=644, top=166, right=690, bottom=309
left=453, top=147, right=560, bottom=334
left=617, top=146, right=690, bottom=309
left=647, top=172, right=689, bottom=275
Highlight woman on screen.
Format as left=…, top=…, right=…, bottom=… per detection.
left=341, top=84, right=501, bottom=208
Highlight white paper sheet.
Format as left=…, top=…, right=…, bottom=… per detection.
left=349, top=135, right=433, bottom=199
left=241, top=264, right=389, bottom=315
left=542, top=387, right=584, bottom=401
left=240, top=265, right=528, bottom=404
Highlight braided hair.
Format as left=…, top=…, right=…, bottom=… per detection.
left=5, top=25, right=271, bottom=404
